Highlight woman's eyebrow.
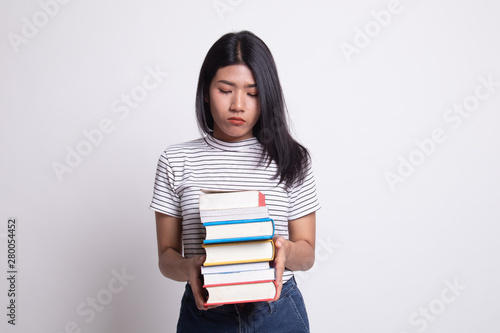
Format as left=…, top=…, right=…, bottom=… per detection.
left=217, top=80, right=257, bottom=88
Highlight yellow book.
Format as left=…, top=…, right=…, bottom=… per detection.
left=202, top=239, right=275, bottom=266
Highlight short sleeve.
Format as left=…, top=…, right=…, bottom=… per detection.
left=149, top=152, right=182, bottom=218
left=287, top=159, right=321, bottom=221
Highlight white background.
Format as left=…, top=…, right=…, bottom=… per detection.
left=1, top=0, right=499, bottom=332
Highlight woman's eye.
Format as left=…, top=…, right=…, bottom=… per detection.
left=248, top=93, right=258, bottom=97
left=219, top=89, right=231, bottom=94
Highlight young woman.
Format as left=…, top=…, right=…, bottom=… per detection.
left=151, top=31, right=320, bottom=332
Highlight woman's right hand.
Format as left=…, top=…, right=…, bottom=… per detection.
left=155, top=212, right=216, bottom=310
left=187, top=255, right=208, bottom=310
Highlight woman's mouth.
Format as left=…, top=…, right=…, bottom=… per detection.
left=228, top=117, right=245, bottom=125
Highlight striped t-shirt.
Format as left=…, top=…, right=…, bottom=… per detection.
left=150, top=134, right=320, bottom=282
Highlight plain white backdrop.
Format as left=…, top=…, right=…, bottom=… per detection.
left=1, top=0, right=499, bottom=332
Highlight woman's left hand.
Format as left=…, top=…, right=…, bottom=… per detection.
left=269, top=212, right=317, bottom=302
left=270, top=235, right=289, bottom=301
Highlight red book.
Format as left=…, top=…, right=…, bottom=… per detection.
left=204, top=280, right=278, bottom=306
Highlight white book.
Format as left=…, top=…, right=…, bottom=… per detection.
left=200, top=205, right=270, bottom=223
left=199, top=190, right=265, bottom=211
left=203, top=267, right=275, bottom=286
left=201, top=261, right=271, bottom=275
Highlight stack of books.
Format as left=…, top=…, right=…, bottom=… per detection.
left=199, top=190, right=277, bottom=306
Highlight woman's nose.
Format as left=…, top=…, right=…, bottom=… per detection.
left=230, top=91, right=245, bottom=112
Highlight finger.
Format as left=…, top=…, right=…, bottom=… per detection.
left=190, top=256, right=208, bottom=310
left=273, top=235, right=284, bottom=248
left=274, top=248, right=285, bottom=283
left=273, top=282, right=282, bottom=301
left=274, top=259, right=284, bottom=282
left=271, top=236, right=285, bottom=301
left=192, top=281, right=208, bottom=310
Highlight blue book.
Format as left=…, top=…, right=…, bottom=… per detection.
left=203, top=218, right=275, bottom=244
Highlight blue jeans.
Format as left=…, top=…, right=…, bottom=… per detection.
left=176, top=277, right=310, bottom=333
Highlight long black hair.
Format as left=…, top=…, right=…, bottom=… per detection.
left=195, top=30, right=310, bottom=188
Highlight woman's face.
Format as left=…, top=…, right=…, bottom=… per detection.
left=208, top=64, right=261, bottom=142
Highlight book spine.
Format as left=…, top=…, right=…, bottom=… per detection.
left=258, top=191, right=266, bottom=206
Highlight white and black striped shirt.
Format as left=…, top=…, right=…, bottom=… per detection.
left=150, top=135, right=320, bottom=282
